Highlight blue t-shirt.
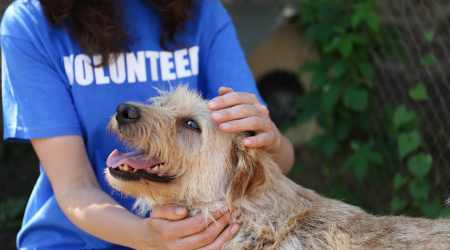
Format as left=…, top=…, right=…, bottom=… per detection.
left=1, top=0, right=266, bottom=249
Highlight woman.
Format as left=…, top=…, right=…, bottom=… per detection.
left=1, top=0, right=294, bottom=249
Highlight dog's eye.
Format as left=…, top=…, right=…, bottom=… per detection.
left=184, top=120, right=200, bottom=131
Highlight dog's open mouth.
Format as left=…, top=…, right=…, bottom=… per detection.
left=106, top=149, right=175, bottom=183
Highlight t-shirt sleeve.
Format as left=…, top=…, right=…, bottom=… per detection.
left=2, top=20, right=82, bottom=142
left=199, top=1, right=267, bottom=106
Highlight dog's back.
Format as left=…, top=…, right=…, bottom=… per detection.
left=226, top=174, right=450, bottom=250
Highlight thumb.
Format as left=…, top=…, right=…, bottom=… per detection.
left=218, top=86, right=234, bottom=96
left=150, top=204, right=188, bottom=221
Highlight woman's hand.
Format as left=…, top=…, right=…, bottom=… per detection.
left=138, top=204, right=240, bottom=250
left=207, top=87, right=277, bottom=151
left=207, top=87, right=294, bottom=174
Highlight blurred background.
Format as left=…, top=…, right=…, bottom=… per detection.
left=1, top=0, right=450, bottom=248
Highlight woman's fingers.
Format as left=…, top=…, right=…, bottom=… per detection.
left=146, top=205, right=236, bottom=250
left=196, top=223, right=240, bottom=250
left=208, top=91, right=259, bottom=111
left=162, top=208, right=228, bottom=240
left=211, top=103, right=268, bottom=123
left=242, top=132, right=274, bottom=148
left=218, top=116, right=272, bottom=133
left=209, top=87, right=276, bottom=149
left=179, top=210, right=240, bottom=249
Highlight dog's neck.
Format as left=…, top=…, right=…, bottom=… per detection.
left=225, top=174, right=318, bottom=249
left=184, top=168, right=318, bottom=231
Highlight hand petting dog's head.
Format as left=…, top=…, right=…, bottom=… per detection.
left=105, top=86, right=278, bottom=213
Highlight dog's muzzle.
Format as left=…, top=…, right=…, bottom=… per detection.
left=116, top=103, right=141, bottom=126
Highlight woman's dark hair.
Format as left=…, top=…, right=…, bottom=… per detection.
left=39, top=0, right=194, bottom=66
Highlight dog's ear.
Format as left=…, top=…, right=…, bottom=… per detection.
left=226, top=134, right=266, bottom=210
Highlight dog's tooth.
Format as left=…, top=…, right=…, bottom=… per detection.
left=118, top=165, right=124, bottom=171
left=123, top=164, right=131, bottom=172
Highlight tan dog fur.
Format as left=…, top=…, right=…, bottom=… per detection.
left=106, top=86, right=450, bottom=250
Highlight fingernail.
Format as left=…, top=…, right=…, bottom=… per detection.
left=221, top=123, right=231, bottom=130
left=175, top=207, right=186, bottom=216
left=232, top=210, right=240, bottom=219
left=208, top=101, right=218, bottom=109
left=243, top=139, right=252, bottom=146
left=212, top=112, right=223, bottom=121
left=231, top=224, right=240, bottom=235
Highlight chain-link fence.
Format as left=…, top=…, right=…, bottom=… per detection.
left=372, top=0, right=450, bottom=211
left=288, top=0, right=450, bottom=216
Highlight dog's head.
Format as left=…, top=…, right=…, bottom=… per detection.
left=105, top=86, right=279, bottom=211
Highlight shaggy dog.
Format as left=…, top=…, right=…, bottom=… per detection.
left=105, top=86, right=450, bottom=249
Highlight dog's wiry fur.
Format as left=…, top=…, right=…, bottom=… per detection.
left=106, top=86, right=450, bottom=249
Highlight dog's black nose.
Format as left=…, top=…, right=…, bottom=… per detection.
left=116, top=103, right=141, bottom=125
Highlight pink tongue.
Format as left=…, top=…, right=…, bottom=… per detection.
left=106, top=149, right=159, bottom=169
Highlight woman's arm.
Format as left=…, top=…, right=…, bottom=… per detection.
left=208, top=87, right=294, bottom=175
left=31, top=135, right=240, bottom=249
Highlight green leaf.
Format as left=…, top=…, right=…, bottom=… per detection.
left=343, top=85, right=368, bottom=112
left=353, top=114, right=371, bottom=131
left=353, top=156, right=368, bottom=182
left=311, top=73, right=328, bottom=88
left=398, top=131, right=421, bottom=160
left=420, top=54, right=437, bottom=67
left=350, top=141, right=361, bottom=151
left=321, top=85, right=342, bottom=112
left=440, top=207, right=450, bottom=217
left=407, top=153, right=432, bottom=179
left=362, top=139, right=377, bottom=151
left=342, top=154, right=357, bottom=173
left=394, top=173, right=409, bottom=190
left=295, top=93, right=316, bottom=109
left=335, top=121, right=350, bottom=141
left=296, top=107, right=315, bottom=124
left=323, top=137, right=337, bottom=157
left=366, top=152, right=384, bottom=165
left=292, top=163, right=304, bottom=173
left=333, top=27, right=346, bottom=35
left=305, top=25, right=320, bottom=41
left=317, top=23, right=337, bottom=42
left=365, top=11, right=380, bottom=31
left=393, top=105, right=417, bottom=129
left=424, top=29, right=435, bottom=42
left=391, top=196, right=407, bottom=213
left=348, top=34, right=367, bottom=45
left=409, top=82, right=430, bottom=101
left=301, top=62, right=324, bottom=73
left=324, top=39, right=339, bottom=54
left=357, top=62, right=375, bottom=78
left=309, top=134, right=326, bottom=149
left=0, top=197, right=27, bottom=220
left=420, top=198, right=441, bottom=218
left=408, top=179, right=430, bottom=200
left=333, top=61, right=348, bottom=78
left=339, top=38, right=353, bottom=58
left=351, top=11, right=365, bottom=28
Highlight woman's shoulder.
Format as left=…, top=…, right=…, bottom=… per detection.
left=190, top=0, right=232, bottom=32
left=196, top=0, right=230, bottom=19
left=1, top=0, right=50, bottom=40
